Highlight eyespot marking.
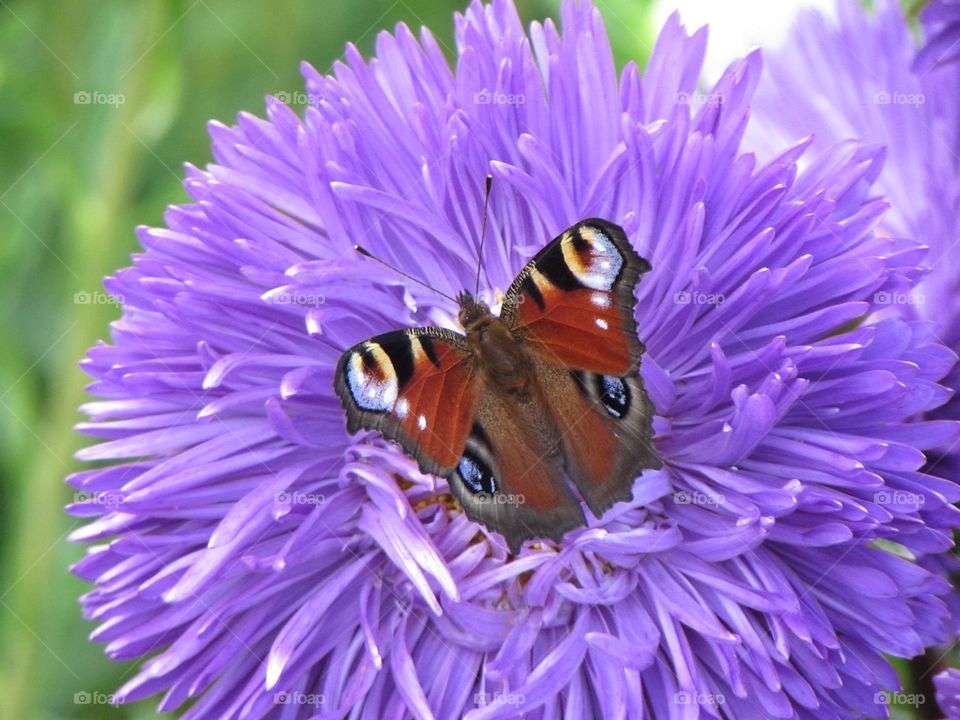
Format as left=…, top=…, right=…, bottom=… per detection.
left=346, top=342, right=398, bottom=412
left=562, top=225, right=624, bottom=290
left=456, top=424, right=498, bottom=496
left=457, top=450, right=497, bottom=495
left=596, top=375, right=631, bottom=418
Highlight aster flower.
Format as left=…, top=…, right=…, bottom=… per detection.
left=747, top=0, right=960, bottom=481
left=915, top=0, right=960, bottom=72
left=69, top=1, right=960, bottom=718
left=936, top=667, right=960, bottom=718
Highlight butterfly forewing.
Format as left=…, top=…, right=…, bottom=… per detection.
left=500, top=218, right=649, bottom=376
left=334, top=328, right=477, bottom=477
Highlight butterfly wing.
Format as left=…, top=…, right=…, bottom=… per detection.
left=536, top=360, right=661, bottom=518
left=501, top=218, right=647, bottom=375
left=337, top=327, right=585, bottom=552
left=500, top=218, right=661, bottom=518
left=447, top=386, right=586, bottom=554
left=335, top=328, right=477, bottom=477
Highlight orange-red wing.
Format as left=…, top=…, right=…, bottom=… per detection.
left=535, top=363, right=661, bottom=519
left=447, top=383, right=585, bottom=554
left=500, top=218, right=651, bottom=377
left=334, top=328, right=476, bottom=476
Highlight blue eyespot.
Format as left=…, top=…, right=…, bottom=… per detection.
left=597, top=375, right=631, bottom=418
left=457, top=451, right=497, bottom=496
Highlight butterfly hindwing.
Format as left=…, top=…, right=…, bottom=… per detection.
left=500, top=218, right=649, bottom=376
left=334, top=328, right=477, bottom=477
left=447, top=382, right=585, bottom=554
left=537, top=362, right=661, bottom=518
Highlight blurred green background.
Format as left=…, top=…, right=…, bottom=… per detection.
left=0, top=1, right=656, bottom=717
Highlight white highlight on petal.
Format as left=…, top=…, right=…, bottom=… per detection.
left=596, top=318, right=609, bottom=330
left=418, top=415, right=427, bottom=430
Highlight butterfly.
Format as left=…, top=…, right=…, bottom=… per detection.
left=334, top=217, right=661, bottom=553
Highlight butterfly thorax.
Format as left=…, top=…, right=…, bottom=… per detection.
left=457, top=291, right=534, bottom=396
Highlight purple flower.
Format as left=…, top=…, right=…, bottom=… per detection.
left=936, top=667, right=960, bottom=718
left=915, top=0, right=960, bottom=72
left=748, top=0, right=960, bottom=479
left=69, top=1, right=960, bottom=718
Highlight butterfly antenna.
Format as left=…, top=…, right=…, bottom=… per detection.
left=353, top=245, right=459, bottom=304
left=474, top=174, right=493, bottom=298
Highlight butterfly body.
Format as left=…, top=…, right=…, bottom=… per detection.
left=336, top=219, right=661, bottom=552
left=459, top=297, right=539, bottom=399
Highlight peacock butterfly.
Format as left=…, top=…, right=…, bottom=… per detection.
left=335, top=197, right=660, bottom=553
